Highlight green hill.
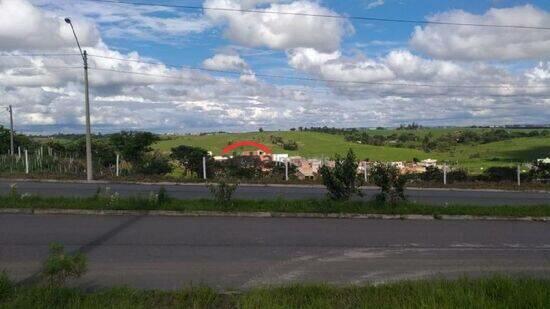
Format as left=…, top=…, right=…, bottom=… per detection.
left=154, top=130, right=550, bottom=173
left=154, top=131, right=427, bottom=161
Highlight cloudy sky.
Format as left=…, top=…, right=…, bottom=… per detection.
left=1, top=0, right=550, bottom=134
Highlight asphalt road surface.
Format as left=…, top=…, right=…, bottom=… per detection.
left=1, top=214, right=549, bottom=290
left=0, top=180, right=549, bottom=205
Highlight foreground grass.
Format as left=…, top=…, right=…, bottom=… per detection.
left=1, top=274, right=549, bottom=308
left=1, top=194, right=549, bottom=218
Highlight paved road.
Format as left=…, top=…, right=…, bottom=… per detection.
left=1, top=214, right=549, bottom=290
left=0, top=180, right=549, bottom=205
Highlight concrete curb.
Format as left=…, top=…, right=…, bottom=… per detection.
left=1, top=178, right=549, bottom=193
left=0, top=208, right=548, bottom=222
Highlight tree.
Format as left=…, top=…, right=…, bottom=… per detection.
left=109, top=131, right=158, bottom=164
left=258, top=127, right=264, bottom=132
left=371, top=164, right=407, bottom=204
left=137, top=152, right=173, bottom=175
left=319, top=149, right=361, bottom=201
left=170, top=145, right=210, bottom=176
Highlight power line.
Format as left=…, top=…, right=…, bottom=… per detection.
left=0, top=53, right=81, bottom=57
left=88, top=54, right=547, bottom=89
left=88, top=67, right=550, bottom=99
left=86, top=0, right=550, bottom=30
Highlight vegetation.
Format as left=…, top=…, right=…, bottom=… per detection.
left=1, top=274, right=549, bottom=308
left=208, top=180, right=238, bottom=206
left=319, top=149, right=361, bottom=201
left=42, top=243, right=87, bottom=287
left=153, top=129, right=550, bottom=172
left=1, top=193, right=549, bottom=217
left=371, top=164, right=407, bottom=204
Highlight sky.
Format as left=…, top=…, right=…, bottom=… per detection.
left=1, top=0, right=550, bottom=134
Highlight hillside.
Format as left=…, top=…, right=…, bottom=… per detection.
left=154, top=131, right=427, bottom=161
left=154, top=131, right=550, bottom=172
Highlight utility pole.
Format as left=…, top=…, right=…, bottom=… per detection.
left=65, top=18, right=93, bottom=181
left=8, top=105, right=14, bottom=156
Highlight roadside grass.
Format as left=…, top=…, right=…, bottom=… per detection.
left=1, top=274, right=549, bottom=308
left=1, top=194, right=549, bottom=218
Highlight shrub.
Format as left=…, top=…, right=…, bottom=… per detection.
left=529, top=161, right=550, bottom=182
left=109, top=131, right=158, bottom=164
left=42, top=243, right=87, bottom=287
left=208, top=180, right=238, bottom=207
left=136, top=152, right=173, bottom=175
left=319, top=149, right=361, bottom=201
left=283, top=140, right=298, bottom=151
left=157, top=186, right=170, bottom=205
left=448, top=168, right=469, bottom=183
left=171, top=145, right=210, bottom=177
left=371, top=164, right=407, bottom=204
left=0, top=271, right=13, bottom=300
left=421, top=166, right=443, bottom=182
left=481, top=167, right=516, bottom=182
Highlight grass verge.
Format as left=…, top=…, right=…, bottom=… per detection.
left=1, top=194, right=549, bottom=218
left=1, top=273, right=549, bottom=308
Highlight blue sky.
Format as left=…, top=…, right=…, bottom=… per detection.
left=1, top=0, right=550, bottom=133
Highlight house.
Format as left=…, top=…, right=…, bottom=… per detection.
left=538, top=157, right=550, bottom=164
left=420, top=159, right=438, bottom=167
left=296, top=165, right=315, bottom=180
left=272, top=153, right=289, bottom=163
left=308, top=159, right=323, bottom=173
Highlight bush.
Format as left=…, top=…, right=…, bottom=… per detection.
left=371, top=164, right=407, bottom=204
left=283, top=140, right=298, bottom=151
left=171, top=145, right=210, bottom=177
left=136, top=152, right=173, bottom=175
left=529, top=161, right=550, bottom=182
left=42, top=243, right=87, bottom=287
left=208, top=180, right=238, bottom=207
left=421, top=166, right=443, bottom=182
left=481, top=167, right=516, bottom=182
left=448, top=168, right=469, bottom=182
left=0, top=272, right=13, bottom=301
left=320, top=149, right=361, bottom=201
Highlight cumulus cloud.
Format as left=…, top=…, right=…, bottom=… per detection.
left=0, top=0, right=100, bottom=51
left=203, top=54, right=249, bottom=72
left=204, top=0, right=352, bottom=52
left=410, top=5, right=550, bottom=61
left=31, top=0, right=210, bottom=44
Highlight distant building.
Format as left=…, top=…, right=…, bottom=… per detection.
left=420, top=159, right=438, bottom=167
left=272, top=153, right=289, bottom=163
left=297, top=165, right=315, bottom=180
left=538, top=157, right=550, bottom=164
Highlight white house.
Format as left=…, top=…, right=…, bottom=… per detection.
left=272, top=153, right=289, bottom=163
left=420, top=159, right=438, bottom=167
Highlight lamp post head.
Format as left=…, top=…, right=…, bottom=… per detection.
left=64, top=18, right=71, bottom=24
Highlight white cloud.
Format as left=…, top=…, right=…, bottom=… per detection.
left=410, top=5, right=550, bottom=61
left=0, top=0, right=100, bottom=51
left=204, top=0, right=352, bottom=52
left=203, top=54, right=249, bottom=72
left=366, top=0, right=384, bottom=9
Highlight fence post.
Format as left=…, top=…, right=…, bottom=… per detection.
left=285, top=159, right=289, bottom=181
left=202, top=156, right=207, bottom=180
left=517, top=164, right=521, bottom=186
left=24, top=149, right=29, bottom=174
left=116, top=154, right=120, bottom=177
left=17, top=147, right=21, bottom=159
left=364, top=163, right=368, bottom=184
left=443, top=164, right=447, bottom=185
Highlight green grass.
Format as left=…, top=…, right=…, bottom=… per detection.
left=1, top=195, right=549, bottom=218
left=154, top=130, right=550, bottom=172
left=1, top=273, right=549, bottom=308
left=433, top=136, right=550, bottom=172
left=154, top=131, right=427, bottom=161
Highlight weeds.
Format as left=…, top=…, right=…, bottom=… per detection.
left=42, top=243, right=87, bottom=287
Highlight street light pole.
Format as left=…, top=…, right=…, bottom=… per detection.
left=65, top=18, right=93, bottom=181
left=8, top=105, right=14, bottom=156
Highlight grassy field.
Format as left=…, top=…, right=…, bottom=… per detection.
left=1, top=274, right=549, bottom=308
left=2, top=195, right=549, bottom=217
left=154, top=130, right=550, bottom=171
